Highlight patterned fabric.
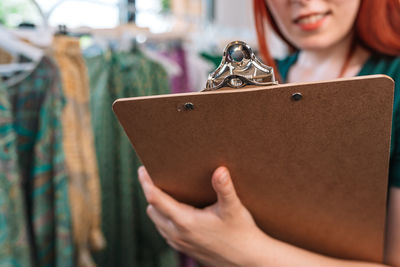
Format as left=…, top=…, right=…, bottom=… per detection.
left=86, top=49, right=178, bottom=267
left=277, top=53, right=400, bottom=187
left=53, top=35, right=105, bottom=267
left=7, top=57, right=74, bottom=267
left=0, top=81, right=32, bottom=267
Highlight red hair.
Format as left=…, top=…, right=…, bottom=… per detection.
left=253, top=0, right=400, bottom=79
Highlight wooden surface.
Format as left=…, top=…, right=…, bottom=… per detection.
left=113, top=75, right=394, bottom=263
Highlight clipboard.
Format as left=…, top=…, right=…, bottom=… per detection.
left=112, top=41, right=395, bottom=263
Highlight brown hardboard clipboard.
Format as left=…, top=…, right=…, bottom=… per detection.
left=113, top=75, right=394, bottom=263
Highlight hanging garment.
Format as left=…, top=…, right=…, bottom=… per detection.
left=178, top=253, right=198, bottom=267
left=159, top=43, right=191, bottom=94
left=199, top=52, right=221, bottom=69
left=185, top=50, right=214, bottom=92
left=7, top=56, right=74, bottom=267
left=0, top=81, right=32, bottom=267
left=53, top=35, right=106, bottom=267
left=86, top=48, right=178, bottom=267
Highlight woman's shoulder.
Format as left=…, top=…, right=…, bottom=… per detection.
left=361, top=54, right=400, bottom=111
left=359, top=54, right=400, bottom=78
left=275, top=53, right=299, bottom=82
left=372, top=55, right=400, bottom=188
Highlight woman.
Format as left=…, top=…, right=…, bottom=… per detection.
left=138, top=0, right=400, bottom=266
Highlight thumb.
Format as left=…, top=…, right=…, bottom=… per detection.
left=211, top=167, right=241, bottom=210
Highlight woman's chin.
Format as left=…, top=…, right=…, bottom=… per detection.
left=292, top=39, right=340, bottom=51
left=288, top=31, right=352, bottom=51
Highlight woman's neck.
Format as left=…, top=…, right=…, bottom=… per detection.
left=287, top=33, right=370, bottom=83
left=298, top=32, right=355, bottom=68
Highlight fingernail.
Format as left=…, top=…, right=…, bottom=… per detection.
left=218, top=169, right=229, bottom=185
left=138, top=166, right=145, bottom=177
left=142, top=182, right=150, bottom=195
left=140, top=177, right=151, bottom=196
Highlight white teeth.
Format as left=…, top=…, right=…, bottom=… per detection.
left=297, top=14, right=325, bottom=25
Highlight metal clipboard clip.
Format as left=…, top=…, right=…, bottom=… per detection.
left=203, top=41, right=278, bottom=92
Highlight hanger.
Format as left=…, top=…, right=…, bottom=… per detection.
left=141, top=47, right=183, bottom=77
left=0, top=27, right=43, bottom=61
left=0, top=63, right=37, bottom=77
left=31, top=0, right=49, bottom=28
left=7, top=0, right=53, bottom=49
left=0, top=26, right=43, bottom=75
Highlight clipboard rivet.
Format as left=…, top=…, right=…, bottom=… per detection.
left=184, top=102, right=195, bottom=110
left=292, top=93, right=303, bottom=101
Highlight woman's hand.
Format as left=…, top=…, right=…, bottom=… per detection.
left=138, top=166, right=269, bottom=267
left=138, top=166, right=396, bottom=267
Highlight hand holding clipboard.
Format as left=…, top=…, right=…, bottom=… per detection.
left=113, top=41, right=394, bottom=263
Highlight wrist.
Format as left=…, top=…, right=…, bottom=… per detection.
left=238, top=228, right=274, bottom=267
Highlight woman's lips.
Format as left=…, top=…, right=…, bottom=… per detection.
left=293, top=11, right=331, bottom=31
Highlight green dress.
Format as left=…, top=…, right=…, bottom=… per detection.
left=86, top=49, right=178, bottom=267
left=277, top=53, right=400, bottom=187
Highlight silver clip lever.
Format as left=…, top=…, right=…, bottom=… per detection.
left=204, top=41, right=278, bottom=91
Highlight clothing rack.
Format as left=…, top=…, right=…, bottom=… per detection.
left=30, top=0, right=49, bottom=28
left=127, top=0, right=136, bottom=22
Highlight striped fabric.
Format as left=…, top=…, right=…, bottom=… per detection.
left=53, top=35, right=105, bottom=267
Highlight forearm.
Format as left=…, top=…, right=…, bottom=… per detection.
left=247, top=229, right=389, bottom=267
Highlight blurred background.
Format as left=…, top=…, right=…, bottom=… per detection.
left=0, top=0, right=287, bottom=66
left=0, top=1, right=286, bottom=267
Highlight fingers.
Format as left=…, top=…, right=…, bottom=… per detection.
left=146, top=205, right=174, bottom=237
left=138, top=166, right=192, bottom=222
left=138, top=165, right=154, bottom=186
left=138, top=165, right=242, bottom=224
left=146, top=205, right=189, bottom=252
left=211, top=167, right=241, bottom=210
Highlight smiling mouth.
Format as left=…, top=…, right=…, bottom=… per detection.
left=293, top=11, right=332, bottom=25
